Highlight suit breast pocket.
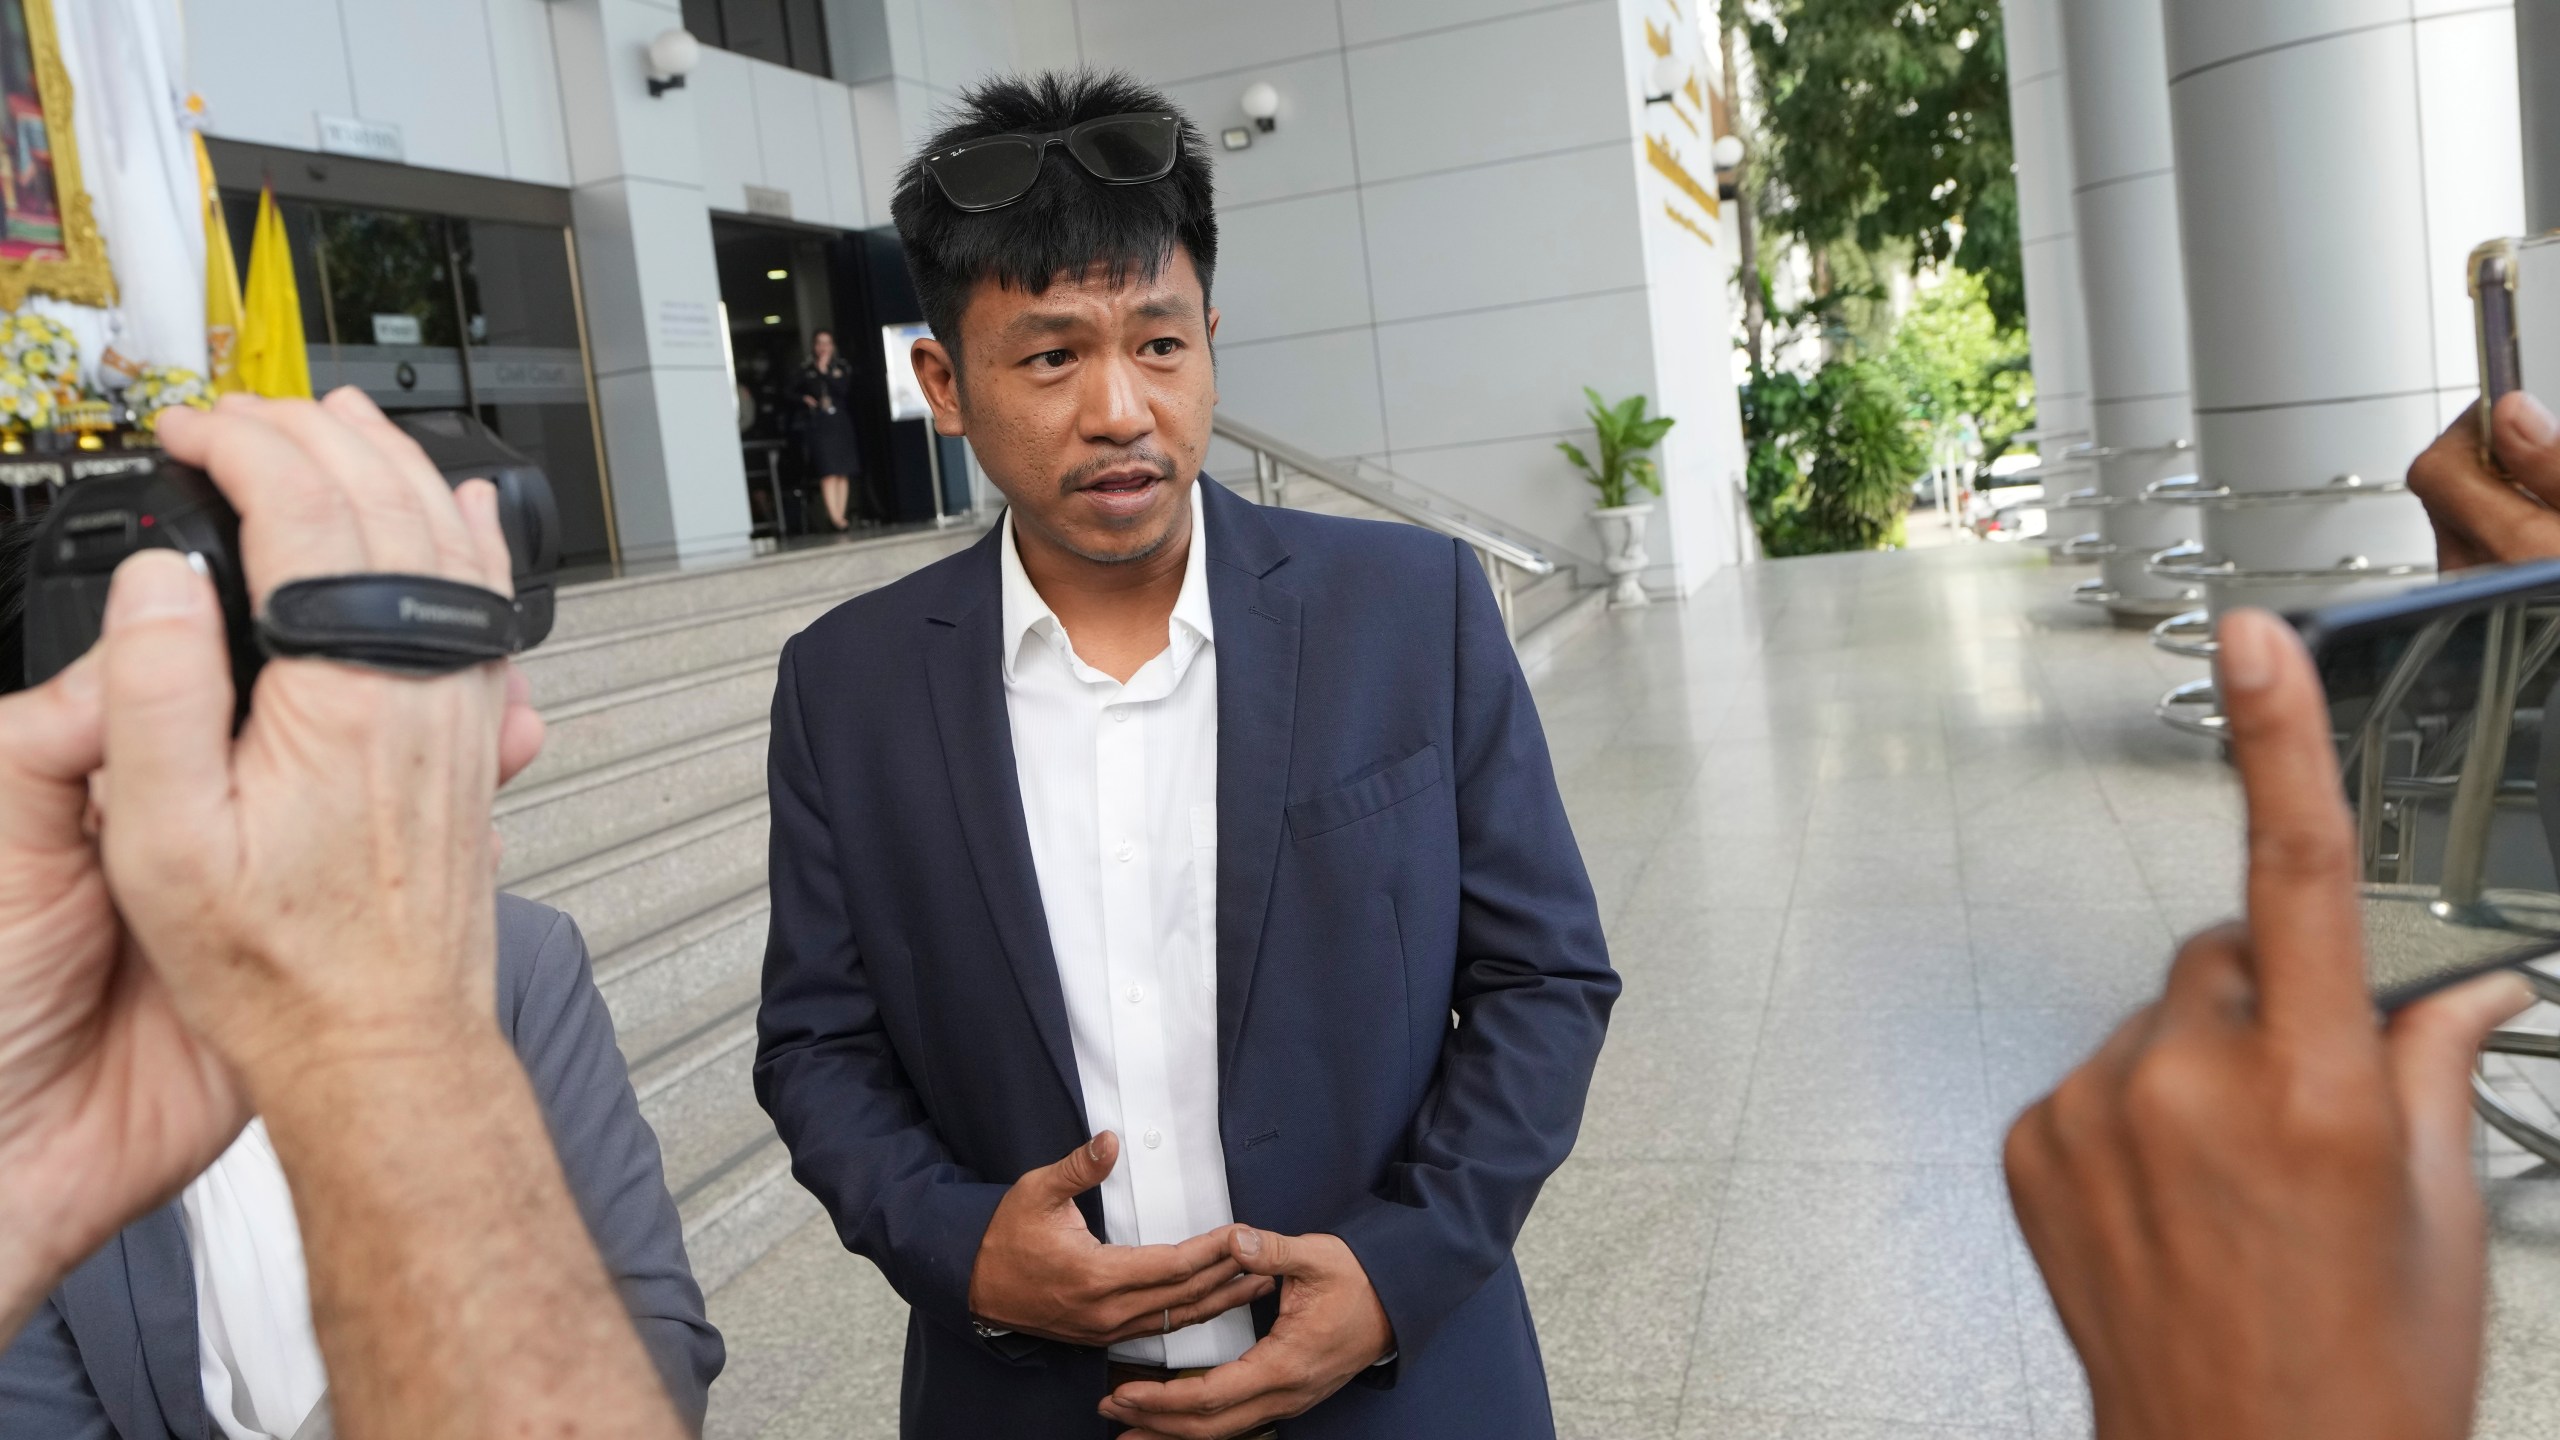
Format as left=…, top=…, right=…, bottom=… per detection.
left=1286, top=743, right=1444, bottom=842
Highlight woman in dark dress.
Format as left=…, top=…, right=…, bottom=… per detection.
left=796, top=330, right=861, bottom=531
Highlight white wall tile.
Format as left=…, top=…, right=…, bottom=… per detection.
left=1375, top=288, right=1655, bottom=451
left=1362, top=144, right=1643, bottom=323
left=2170, top=27, right=2434, bottom=410
left=2162, top=0, right=2405, bottom=81
left=1211, top=190, right=1374, bottom=345
left=850, top=79, right=907, bottom=224
left=593, top=0, right=711, bottom=185
left=2415, top=7, right=2526, bottom=393
left=190, top=0, right=353, bottom=152
left=2002, top=0, right=2065, bottom=82
left=920, top=0, right=1019, bottom=90
left=1214, top=329, right=1389, bottom=459
left=1338, top=0, right=1587, bottom=47
left=1383, top=433, right=1606, bottom=571
left=883, top=0, right=927, bottom=81
left=485, top=0, right=573, bottom=186
left=1077, top=0, right=1342, bottom=85
left=1170, top=53, right=1360, bottom=208
left=2008, top=71, right=2076, bottom=245
left=814, top=82, right=869, bottom=228
left=1345, top=4, right=1626, bottom=184
left=341, top=1, right=511, bottom=178
left=750, top=65, right=833, bottom=221
left=692, top=49, right=762, bottom=213
left=1009, top=0, right=1085, bottom=71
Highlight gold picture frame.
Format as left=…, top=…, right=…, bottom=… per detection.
left=0, top=0, right=113, bottom=310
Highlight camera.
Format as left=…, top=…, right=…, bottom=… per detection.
left=20, top=410, right=560, bottom=694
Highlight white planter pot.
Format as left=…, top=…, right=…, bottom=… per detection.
left=1590, top=502, right=1654, bottom=608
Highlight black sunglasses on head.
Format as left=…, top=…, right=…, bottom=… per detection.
left=923, top=112, right=1184, bottom=213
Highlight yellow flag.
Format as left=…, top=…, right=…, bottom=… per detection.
left=196, top=133, right=244, bottom=395
left=236, top=185, right=311, bottom=400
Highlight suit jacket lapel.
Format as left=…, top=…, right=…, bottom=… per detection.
left=124, top=1204, right=213, bottom=1440
left=1203, top=482, right=1300, bottom=1084
left=920, top=531, right=1086, bottom=1119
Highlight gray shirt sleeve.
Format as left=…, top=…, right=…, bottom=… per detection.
left=498, top=895, right=727, bottom=1432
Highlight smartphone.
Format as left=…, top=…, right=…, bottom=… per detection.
left=2469, top=234, right=2560, bottom=455
left=2292, top=559, right=2560, bottom=1008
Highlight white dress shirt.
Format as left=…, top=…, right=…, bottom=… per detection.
left=1000, top=499, right=1253, bottom=1368
left=178, top=1119, right=332, bottom=1440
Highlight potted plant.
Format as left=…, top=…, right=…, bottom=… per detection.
left=1557, top=388, right=1675, bottom=607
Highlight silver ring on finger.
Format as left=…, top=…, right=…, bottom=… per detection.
left=1162, top=1307, right=1173, bottom=1335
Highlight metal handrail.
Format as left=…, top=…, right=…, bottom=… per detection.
left=1211, top=415, right=1558, bottom=637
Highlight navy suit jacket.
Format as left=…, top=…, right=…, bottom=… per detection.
left=755, top=477, right=1617, bottom=1436
left=0, top=896, right=725, bottom=1438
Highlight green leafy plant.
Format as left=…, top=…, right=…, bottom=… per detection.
left=1557, top=389, right=1677, bottom=510
left=1741, top=358, right=1924, bottom=556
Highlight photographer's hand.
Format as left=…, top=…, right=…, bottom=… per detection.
left=96, top=390, right=679, bottom=1440
left=0, top=652, right=244, bottom=1338
left=2408, top=392, right=2560, bottom=569
left=2004, top=609, right=2532, bottom=1440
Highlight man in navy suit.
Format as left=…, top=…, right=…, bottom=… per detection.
left=755, top=71, right=1617, bottom=1439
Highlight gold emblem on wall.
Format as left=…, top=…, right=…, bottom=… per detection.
left=0, top=0, right=117, bottom=310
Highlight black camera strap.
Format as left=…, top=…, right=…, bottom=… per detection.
left=257, top=574, right=526, bottom=674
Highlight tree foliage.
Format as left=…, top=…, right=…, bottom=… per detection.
left=1881, top=267, right=2034, bottom=458
left=1741, top=358, right=1925, bottom=556
left=1734, top=0, right=2021, bottom=328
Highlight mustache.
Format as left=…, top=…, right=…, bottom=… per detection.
left=1057, top=446, right=1174, bottom=495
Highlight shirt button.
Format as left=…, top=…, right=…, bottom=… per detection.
left=1125, top=983, right=1144, bottom=1005
left=1113, top=708, right=1131, bottom=723
left=1115, top=840, right=1135, bottom=863
left=1142, top=1128, right=1163, bottom=1149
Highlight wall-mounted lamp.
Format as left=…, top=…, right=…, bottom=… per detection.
left=647, top=28, right=700, bottom=98
left=1642, top=52, right=1683, bottom=106
left=1711, top=132, right=1746, bottom=201
left=1241, top=82, right=1280, bottom=133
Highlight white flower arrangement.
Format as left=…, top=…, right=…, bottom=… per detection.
left=126, top=365, right=212, bottom=433
left=0, top=311, right=80, bottom=389
left=0, top=362, right=57, bottom=431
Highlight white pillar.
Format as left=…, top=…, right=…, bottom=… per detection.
left=2056, top=0, right=2196, bottom=622
left=550, top=0, right=754, bottom=567
left=2000, top=0, right=2094, bottom=487
left=2161, top=0, right=2524, bottom=618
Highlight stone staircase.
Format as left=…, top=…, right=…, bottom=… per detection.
left=498, top=525, right=985, bottom=1295
left=499, top=487, right=1600, bottom=1300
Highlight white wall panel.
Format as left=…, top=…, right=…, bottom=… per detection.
left=1362, top=144, right=1643, bottom=323
left=1386, top=434, right=1607, bottom=571
left=814, top=82, right=868, bottom=228
left=850, top=79, right=906, bottom=224
left=920, top=0, right=1018, bottom=89
left=2163, top=0, right=2406, bottom=80
left=1212, top=330, right=1389, bottom=459
left=189, top=0, right=352, bottom=152
left=2008, top=73, right=2076, bottom=244
left=692, top=49, right=761, bottom=214
left=1169, top=54, right=1360, bottom=209
left=1076, top=0, right=1342, bottom=85
left=2171, top=27, right=2433, bottom=410
left=1212, top=191, right=1374, bottom=344
left=750, top=66, right=833, bottom=222
left=341, top=1, right=510, bottom=178
left=1376, top=288, right=1654, bottom=452
left=2415, top=6, right=2525, bottom=392
left=1345, top=5, right=1626, bottom=184
left=1009, top=0, right=1084, bottom=72
left=1339, top=0, right=1598, bottom=47
left=485, top=0, right=572, bottom=185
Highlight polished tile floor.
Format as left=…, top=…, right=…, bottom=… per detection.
left=701, top=542, right=2560, bottom=1438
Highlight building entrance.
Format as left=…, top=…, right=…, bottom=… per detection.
left=206, top=140, right=615, bottom=570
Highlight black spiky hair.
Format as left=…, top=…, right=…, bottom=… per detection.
left=891, top=70, right=1217, bottom=363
